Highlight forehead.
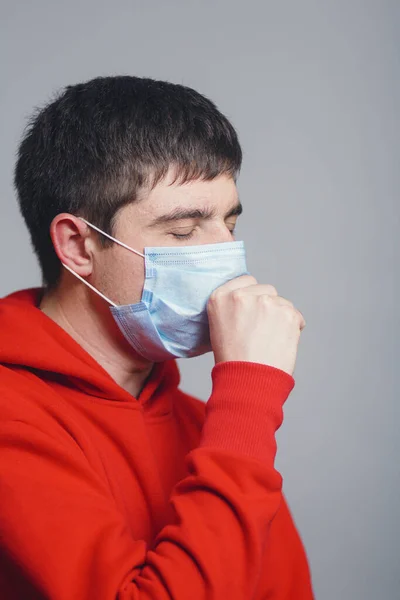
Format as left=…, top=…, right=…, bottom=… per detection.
left=137, top=173, right=239, bottom=219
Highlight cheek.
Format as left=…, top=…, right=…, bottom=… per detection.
left=95, top=248, right=145, bottom=306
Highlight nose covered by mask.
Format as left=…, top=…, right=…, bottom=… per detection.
left=63, top=218, right=249, bottom=362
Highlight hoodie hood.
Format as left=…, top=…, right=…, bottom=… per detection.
left=0, top=288, right=181, bottom=413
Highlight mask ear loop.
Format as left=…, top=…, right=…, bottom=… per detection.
left=61, top=263, right=118, bottom=307
left=80, top=218, right=145, bottom=258
left=61, top=218, right=145, bottom=307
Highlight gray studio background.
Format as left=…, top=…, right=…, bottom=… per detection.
left=1, top=1, right=399, bottom=598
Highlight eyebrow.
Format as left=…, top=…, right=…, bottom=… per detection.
left=149, top=201, right=243, bottom=227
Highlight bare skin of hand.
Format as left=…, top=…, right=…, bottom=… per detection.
left=207, top=275, right=306, bottom=377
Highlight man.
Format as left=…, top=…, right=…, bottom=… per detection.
left=0, top=76, right=314, bottom=599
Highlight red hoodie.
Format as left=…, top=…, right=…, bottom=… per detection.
left=0, top=289, right=314, bottom=600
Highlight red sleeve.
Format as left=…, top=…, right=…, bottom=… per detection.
left=0, top=362, right=294, bottom=600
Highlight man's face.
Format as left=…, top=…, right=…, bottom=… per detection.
left=93, top=169, right=242, bottom=307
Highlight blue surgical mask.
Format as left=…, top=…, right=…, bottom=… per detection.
left=63, top=218, right=249, bottom=362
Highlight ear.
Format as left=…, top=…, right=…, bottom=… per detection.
left=50, top=214, right=96, bottom=277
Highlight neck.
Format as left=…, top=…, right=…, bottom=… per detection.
left=39, top=278, right=154, bottom=398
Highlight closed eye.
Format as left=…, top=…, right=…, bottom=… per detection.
left=171, top=226, right=236, bottom=241
left=171, top=231, right=196, bottom=240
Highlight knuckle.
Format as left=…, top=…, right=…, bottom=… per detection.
left=245, top=275, right=258, bottom=285
left=208, top=289, right=222, bottom=305
left=267, top=285, right=278, bottom=296
left=257, top=294, right=272, bottom=307
left=282, top=305, right=296, bottom=320
left=278, top=295, right=293, bottom=308
left=231, top=289, right=246, bottom=303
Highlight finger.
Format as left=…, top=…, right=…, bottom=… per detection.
left=212, top=274, right=259, bottom=294
left=214, top=278, right=280, bottom=299
left=230, top=284, right=280, bottom=298
left=244, top=288, right=306, bottom=330
left=299, top=311, right=306, bottom=330
left=241, top=288, right=306, bottom=330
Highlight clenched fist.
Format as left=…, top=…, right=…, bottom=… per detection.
left=207, top=275, right=306, bottom=376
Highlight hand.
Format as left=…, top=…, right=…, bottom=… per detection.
left=207, top=275, right=306, bottom=376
